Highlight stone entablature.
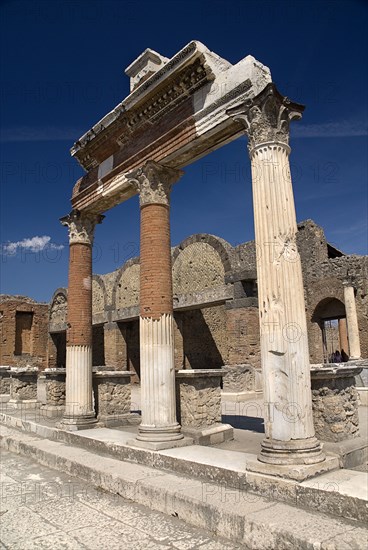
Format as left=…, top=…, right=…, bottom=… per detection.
left=69, top=41, right=271, bottom=213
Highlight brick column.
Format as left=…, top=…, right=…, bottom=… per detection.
left=228, top=84, right=324, bottom=465
left=343, top=283, right=361, bottom=359
left=59, top=210, right=103, bottom=430
left=127, top=161, right=186, bottom=450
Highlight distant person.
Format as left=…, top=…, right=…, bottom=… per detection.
left=334, top=350, right=342, bottom=363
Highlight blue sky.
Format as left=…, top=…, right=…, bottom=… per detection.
left=1, top=0, right=367, bottom=302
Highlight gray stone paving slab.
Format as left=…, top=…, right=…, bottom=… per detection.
left=0, top=450, right=246, bottom=550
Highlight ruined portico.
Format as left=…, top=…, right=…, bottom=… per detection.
left=61, top=41, right=325, bottom=467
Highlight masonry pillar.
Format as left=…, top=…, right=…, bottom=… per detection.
left=59, top=210, right=103, bottom=429
left=343, top=283, right=361, bottom=359
left=128, top=161, right=186, bottom=449
left=228, top=84, right=324, bottom=465
left=338, top=318, right=349, bottom=358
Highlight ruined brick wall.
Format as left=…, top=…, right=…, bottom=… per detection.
left=298, top=221, right=368, bottom=362
left=180, top=305, right=227, bottom=369
left=92, top=277, right=106, bottom=316
left=43, top=220, right=366, bottom=377
left=114, top=262, right=140, bottom=309
left=172, top=241, right=226, bottom=294
left=0, top=295, right=48, bottom=369
left=226, top=306, right=260, bottom=369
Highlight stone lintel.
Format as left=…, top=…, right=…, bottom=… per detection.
left=175, top=369, right=225, bottom=379
left=70, top=44, right=272, bottom=213
left=225, top=297, right=258, bottom=309
left=225, top=269, right=257, bottom=284
left=49, top=323, right=67, bottom=333
left=174, top=285, right=233, bottom=311
left=92, top=371, right=133, bottom=379
left=310, top=364, right=363, bottom=379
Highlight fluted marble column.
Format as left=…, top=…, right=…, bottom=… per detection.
left=343, top=283, right=361, bottom=359
left=228, top=84, right=324, bottom=465
left=127, top=161, right=185, bottom=449
left=59, top=209, right=103, bottom=430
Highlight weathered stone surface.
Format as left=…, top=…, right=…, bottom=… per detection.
left=93, top=373, right=131, bottom=417
left=311, top=366, right=361, bottom=442
left=9, top=370, right=38, bottom=401
left=222, top=364, right=256, bottom=392
left=0, top=295, right=48, bottom=370
left=44, top=370, right=66, bottom=406
left=0, top=367, right=11, bottom=394
left=176, top=370, right=223, bottom=428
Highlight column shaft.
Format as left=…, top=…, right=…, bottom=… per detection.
left=338, top=318, right=349, bottom=358
left=251, top=144, right=321, bottom=454
left=59, top=210, right=103, bottom=429
left=344, top=285, right=361, bottom=359
left=64, top=242, right=94, bottom=420
left=227, top=84, right=324, bottom=465
left=128, top=161, right=184, bottom=446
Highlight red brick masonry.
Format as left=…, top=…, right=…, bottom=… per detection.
left=140, top=203, right=173, bottom=319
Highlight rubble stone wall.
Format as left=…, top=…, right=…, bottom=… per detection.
left=311, top=376, right=360, bottom=442
left=177, top=376, right=222, bottom=428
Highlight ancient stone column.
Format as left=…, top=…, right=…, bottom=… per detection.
left=338, top=318, right=349, bottom=358
left=343, top=283, right=361, bottom=359
left=228, top=84, right=324, bottom=465
left=127, top=161, right=185, bottom=449
left=59, top=210, right=103, bottom=429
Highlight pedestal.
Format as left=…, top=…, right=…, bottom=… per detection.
left=176, top=369, right=233, bottom=445
left=8, top=367, right=39, bottom=409
left=92, top=370, right=139, bottom=426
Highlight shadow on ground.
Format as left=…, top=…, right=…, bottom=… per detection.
left=222, top=415, right=265, bottom=433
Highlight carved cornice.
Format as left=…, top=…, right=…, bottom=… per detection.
left=227, top=83, right=305, bottom=153
left=72, top=56, right=211, bottom=171
left=127, top=161, right=183, bottom=207
left=60, top=210, right=104, bottom=245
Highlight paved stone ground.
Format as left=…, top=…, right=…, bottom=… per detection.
left=0, top=450, right=247, bottom=550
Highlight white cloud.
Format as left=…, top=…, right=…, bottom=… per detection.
left=1, top=236, right=64, bottom=256
left=292, top=119, right=368, bottom=139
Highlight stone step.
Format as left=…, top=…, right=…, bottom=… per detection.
left=1, top=425, right=367, bottom=550
left=1, top=411, right=367, bottom=525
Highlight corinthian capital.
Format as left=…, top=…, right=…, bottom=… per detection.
left=227, top=83, right=304, bottom=153
left=127, top=161, right=183, bottom=207
left=60, top=210, right=104, bottom=245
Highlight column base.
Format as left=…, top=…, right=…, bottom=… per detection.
left=258, top=436, right=325, bottom=465
left=136, top=423, right=184, bottom=443
left=246, top=454, right=339, bottom=482
left=40, top=405, right=65, bottom=419
left=127, top=436, right=193, bottom=451
left=56, top=413, right=97, bottom=431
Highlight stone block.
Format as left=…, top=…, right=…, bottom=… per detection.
left=176, top=369, right=233, bottom=445
left=0, top=366, right=11, bottom=395
left=311, top=364, right=362, bottom=442
left=93, top=370, right=134, bottom=426
left=8, top=367, right=39, bottom=408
